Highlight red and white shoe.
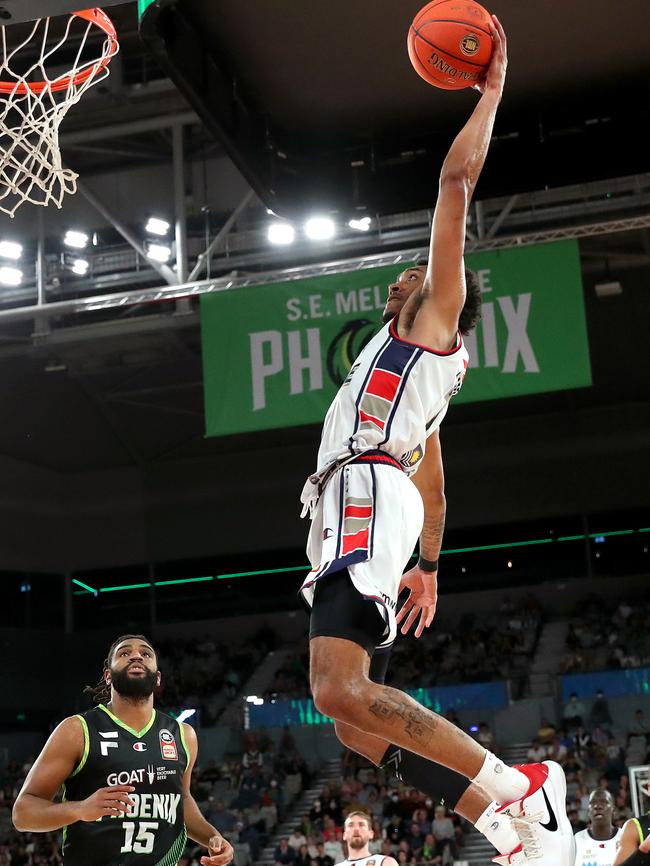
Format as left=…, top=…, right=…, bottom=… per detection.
left=496, top=761, right=574, bottom=866
left=497, top=762, right=549, bottom=818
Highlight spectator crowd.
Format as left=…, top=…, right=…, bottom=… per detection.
left=562, top=597, right=650, bottom=674
left=266, top=595, right=544, bottom=701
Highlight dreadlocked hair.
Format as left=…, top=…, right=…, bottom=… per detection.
left=84, top=633, right=156, bottom=704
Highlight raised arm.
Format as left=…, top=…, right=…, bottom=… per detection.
left=407, top=15, right=507, bottom=350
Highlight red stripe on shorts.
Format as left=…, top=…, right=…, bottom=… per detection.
left=342, top=528, right=369, bottom=555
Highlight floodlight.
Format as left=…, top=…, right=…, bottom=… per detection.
left=64, top=230, right=88, bottom=249
left=71, top=259, right=89, bottom=276
left=0, top=266, right=22, bottom=286
left=305, top=217, right=335, bottom=241
left=267, top=222, right=295, bottom=245
left=0, top=240, right=22, bottom=259
left=348, top=217, right=372, bottom=232
left=147, top=243, right=171, bottom=263
left=145, top=217, right=170, bottom=236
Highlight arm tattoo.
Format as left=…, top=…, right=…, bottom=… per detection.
left=420, top=509, right=446, bottom=561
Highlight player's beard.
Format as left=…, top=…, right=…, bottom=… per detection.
left=110, top=666, right=158, bottom=700
left=348, top=837, right=367, bottom=850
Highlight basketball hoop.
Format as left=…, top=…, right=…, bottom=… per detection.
left=0, top=8, right=119, bottom=217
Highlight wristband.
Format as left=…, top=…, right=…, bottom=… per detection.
left=418, top=556, right=438, bottom=573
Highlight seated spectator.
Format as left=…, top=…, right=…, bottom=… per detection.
left=475, top=722, right=496, bottom=751
left=563, top=693, right=586, bottom=729
left=537, top=718, right=557, bottom=745
left=289, top=828, right=308, bottom=851
left=323, top=830, right=344, bottom=864
left=295, top=844, right=311, bottom=866
left=589, top=690, right=613, bottom=727
left=628, top=709, right=649, bottom=739
left=407, top=822, right=425, bottom=860
left=315, top=842, right=334, bottom=866
left=546, top=735, right=568, bottom=765
left=419, top=833, right=440, bottom=865
left=206, top=800, right=237, bottom=835
left=573, top=726, right=591, bottom=761
left=527, top=739, right=547, bottom=762
left=432, top=806, right=456, bottom=862
left=275, top=838, right=297, bottom=866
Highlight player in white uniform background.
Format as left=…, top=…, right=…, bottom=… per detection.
left=335, top=812, right=397, bottom=866
left=575, top=790, right=622, bottom=866
left=299, top=15, right=573, bottom=866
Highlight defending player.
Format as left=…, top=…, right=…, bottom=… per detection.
left=12, top=633, right=234, bottom=866
left=613, top=812, right=650, bottom=865
left=336, top=811, right=398, bottom=866
left=574, top=790, right=622, bottom=866
left=299, top=16, right=572, bottom=866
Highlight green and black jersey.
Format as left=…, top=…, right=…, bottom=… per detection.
left=621, top=816, right=650, bottom=866
left=63, top=704, right=189, bottom=866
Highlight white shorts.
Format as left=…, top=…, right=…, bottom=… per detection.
left=299, top=453, right=424, bottom=648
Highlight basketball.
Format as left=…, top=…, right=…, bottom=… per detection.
left=407, top=0, right=494, bottom=90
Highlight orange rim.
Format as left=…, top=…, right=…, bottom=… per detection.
left=0, top=8, right=118, bottom=95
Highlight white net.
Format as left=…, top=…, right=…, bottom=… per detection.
left=0, top=9, right=118, bottom=217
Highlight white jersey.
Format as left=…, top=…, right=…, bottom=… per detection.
left=336, top=856, right=387, bottom=866
left=574, top=828, right=622, bottom=866
left=317, top=316, right=468, bottom=476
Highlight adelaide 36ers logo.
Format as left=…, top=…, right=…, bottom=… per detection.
left=159, top=728, right=178, bottom=761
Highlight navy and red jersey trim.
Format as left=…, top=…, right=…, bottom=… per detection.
left=389, top=315, right=463, bottom=356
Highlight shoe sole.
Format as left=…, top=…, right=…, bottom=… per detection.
left=543, top=760, right=575, bottom=866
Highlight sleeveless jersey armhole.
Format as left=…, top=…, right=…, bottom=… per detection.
left=178, top=722, right=192, bottom=770
left=69, top=715, right=90, bottom=778
left=632, top=818, right=644, bottom=844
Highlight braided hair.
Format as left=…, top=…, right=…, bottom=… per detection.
left=84, top=633, right=156, bottom=704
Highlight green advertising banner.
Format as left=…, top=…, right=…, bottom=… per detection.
left=201, top=240, right=591, bottom=436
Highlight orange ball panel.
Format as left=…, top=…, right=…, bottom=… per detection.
left=407, top=0, right=494, bottom=90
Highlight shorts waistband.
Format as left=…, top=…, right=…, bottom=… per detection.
left=349, top=450, right=404, bottom=471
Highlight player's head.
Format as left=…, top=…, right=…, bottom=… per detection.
left=588, top=788, right=614, bottom=825
left=343, top=811, right=373, bottom=850
left=84, top=633, right=160, bottom=704
left=382, top=262, right=482, bottom=335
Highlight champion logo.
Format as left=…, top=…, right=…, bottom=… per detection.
left=133, top=741, right=147, bottom=752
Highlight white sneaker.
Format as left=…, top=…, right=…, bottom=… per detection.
left=510, top=760, right=574, bottom=866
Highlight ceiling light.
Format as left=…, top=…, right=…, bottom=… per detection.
left=348, top=217, right=372, bottom=232
left=0, top=240, right=22, bottom=259
left=64, top=230, right=88, bottom=249
left=71, top=259, right=89, bottom=276
left=0, top=266, right=22, bottom=286
left=145, top=216, right=170, bottom=236
left=267, top=222, right=295, bottom=245
left=305, top=217, right=335, bottom=241
left=147, top=243, right=171, bottom=263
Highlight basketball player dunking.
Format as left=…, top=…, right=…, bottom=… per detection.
left=299, top=17, right=572, bottom=866
left=337, top=812, right=397, bottom=866
left=12, top=634, right=234, bottom=866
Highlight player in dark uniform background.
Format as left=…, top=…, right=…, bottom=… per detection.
left=12, top=634, right=234, bottom=866
left=614, top=814, right=650, bottom=866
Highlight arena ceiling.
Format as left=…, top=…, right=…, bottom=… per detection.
left=140, top=0, right=650, bottom=215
